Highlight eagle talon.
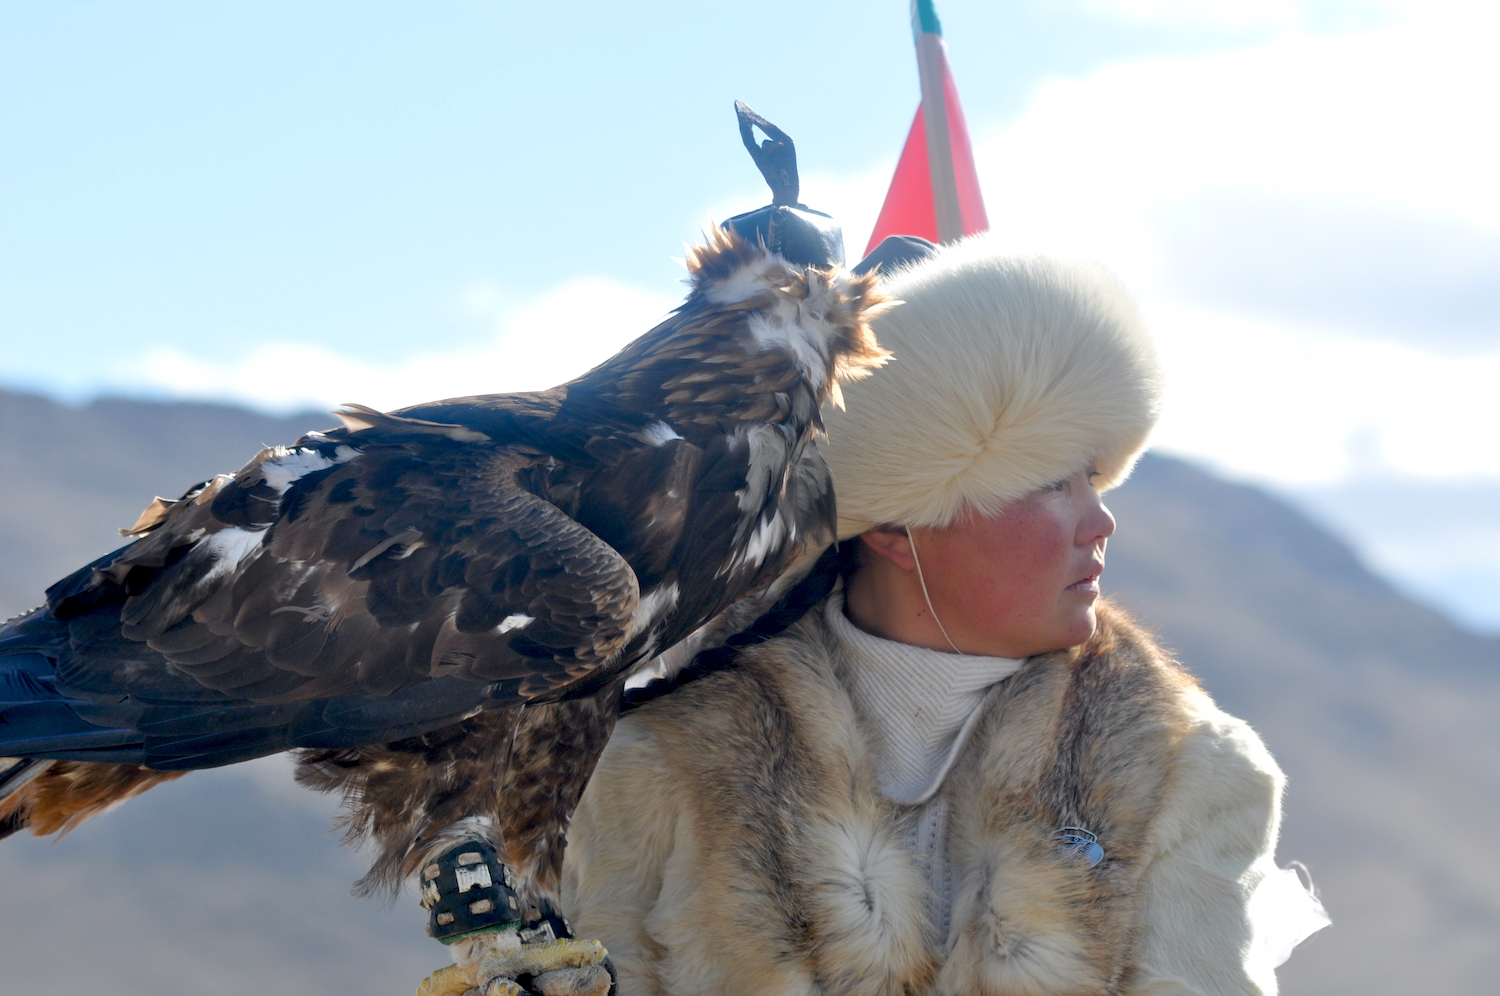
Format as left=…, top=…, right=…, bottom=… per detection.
left=415, top=963, right=478, bottom=996
left=479, top=938, right=609, bottom=979
left=482, top=981, right=524, bottom=996
left=459, top=936, right=613, bottom=996
left=529, top=964, right=613, bottom=996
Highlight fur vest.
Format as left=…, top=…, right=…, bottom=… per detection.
left=563, top=600, right=1285, bottom=996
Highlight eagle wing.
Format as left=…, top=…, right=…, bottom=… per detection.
left=30, top=401, right=644, bottom=768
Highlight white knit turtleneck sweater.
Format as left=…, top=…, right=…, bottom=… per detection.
left=825, top=593, right=1026, bottom=940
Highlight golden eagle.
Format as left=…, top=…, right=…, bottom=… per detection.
left=0, top=107, right=892, bottom=986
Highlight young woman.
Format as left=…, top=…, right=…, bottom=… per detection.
left=561, top=237, right=1321, bottom=995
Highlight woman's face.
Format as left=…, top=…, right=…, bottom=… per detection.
left=864, top=467, right=1116, bottom=658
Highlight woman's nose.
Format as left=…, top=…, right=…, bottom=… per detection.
left=1082, top=493, right=1116, bottom=545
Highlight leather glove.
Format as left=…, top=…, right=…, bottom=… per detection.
left=417, top=937, right=614, bottom=996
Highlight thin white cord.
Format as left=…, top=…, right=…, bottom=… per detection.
left=502, top=702, right=526, bottom=781
left=906, top=529, right=964, bottom=655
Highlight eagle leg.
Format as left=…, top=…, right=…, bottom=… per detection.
left=418, top=835, right=613, bottom=996
left=419, top=837, right=526, bottom=943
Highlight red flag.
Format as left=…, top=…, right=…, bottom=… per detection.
left=865, top=1, right=988, bottom=256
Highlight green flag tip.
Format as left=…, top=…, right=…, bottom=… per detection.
left=911, top=0, right=942, bottom=37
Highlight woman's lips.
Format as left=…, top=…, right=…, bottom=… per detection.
left=1067, top=567, right=1103, bottom=594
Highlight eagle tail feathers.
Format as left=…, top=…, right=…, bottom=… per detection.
left=0, top=758, right=184, bottom=839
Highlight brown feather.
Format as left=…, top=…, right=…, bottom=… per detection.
left=294, top=686, right=620, bottom=899
left=1, top=761, right=185, bottom=837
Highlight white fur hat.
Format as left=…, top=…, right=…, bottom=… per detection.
left=822, top=235, right=1163, bottom=540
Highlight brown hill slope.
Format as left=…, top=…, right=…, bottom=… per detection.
left=0, top=389, right=336, bottom=619
left=1, top=388, right=1495, bottom=993
left=1106, top=455, right=1500, bottom=995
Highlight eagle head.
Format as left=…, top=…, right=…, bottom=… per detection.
left=684, top=227, right=894, bottom=412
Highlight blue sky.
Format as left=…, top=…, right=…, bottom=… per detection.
left=3, top=0, right=1497, bottom=628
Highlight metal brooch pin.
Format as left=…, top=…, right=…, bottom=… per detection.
left=1054, top=826, right=1105, bottom=867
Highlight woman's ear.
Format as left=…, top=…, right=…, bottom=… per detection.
left=860, top=525, right=918, bottom=572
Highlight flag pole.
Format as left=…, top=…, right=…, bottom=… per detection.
left=912, top=0, right=962, bottom=244
left=864, top=0, right=988, bottom=255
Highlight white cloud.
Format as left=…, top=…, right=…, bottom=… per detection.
left=1148, top=304, right=1500, bottom=485
left=951, top=11, right=1500, bottom=485
left=124, top=7, right=1500, bottom=494
left=1079, top=0, right=1325, bottom=31
left=1080, top=0, right=1485, bottom=38
left=973, top=19, right=1500, bottom=264
left=126, top=163, right=893, bottom=421
left=128, top=277, right=678, bottom=413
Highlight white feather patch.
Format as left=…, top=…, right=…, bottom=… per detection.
left=629, top=583, right=679, bottom=636
left=198, top=527, right=265, bottom=584
left=635, top=421, right=683, bottom=446
left=258, top=444, right=359, bottom=494
left=496, top=613, right=534, bottom=634
left=701, top=252, right=845, bottom=386
left=727, top=512, right=788, bottom=575
left=703, top=258, right=779, bottom=305
left=734, top=423, right=789, bottom=513
left=747, top=298, right=830, bottom=387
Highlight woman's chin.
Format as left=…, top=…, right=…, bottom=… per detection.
left=1006, top=608, right=1098, bottom=658
left=1056, top=606, right=1099, bottom=651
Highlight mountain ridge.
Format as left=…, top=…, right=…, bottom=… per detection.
left=1, top=387, right=1494, bottom=994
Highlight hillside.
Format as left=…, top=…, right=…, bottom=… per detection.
left=1105, top=455, right=1500, bottom=995
left=0, top=389, right=337, bottom=619
left=1, top=388, right=1496, bottom=995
